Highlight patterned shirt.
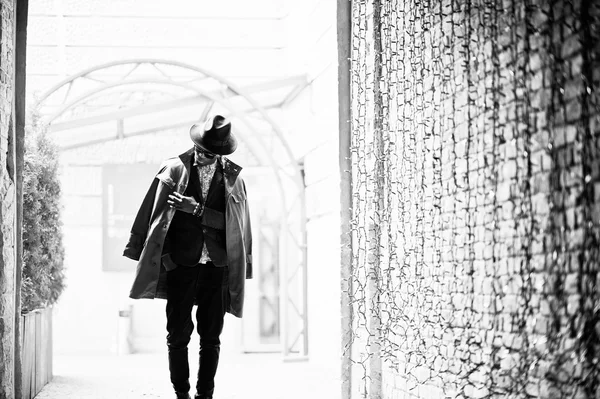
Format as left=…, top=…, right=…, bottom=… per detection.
left=193, top=159, right=217, bottom=264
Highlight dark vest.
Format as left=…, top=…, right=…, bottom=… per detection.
left=163, top=160, right=227, bottom=266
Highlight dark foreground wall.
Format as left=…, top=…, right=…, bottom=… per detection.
left=345, top=0, right=600, bottom=398
left=0, top=0, right=27, bottom=397
left=0, top=0, right=18, bottom=397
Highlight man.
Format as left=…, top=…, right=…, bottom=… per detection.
left=123, top=115, right=253, bottom=399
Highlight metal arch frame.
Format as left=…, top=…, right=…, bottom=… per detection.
left=36, top=59, right=227, bottom=105
left=46, top=78, right=203, bottom=124
left=35, top=59, right=309, bottom=360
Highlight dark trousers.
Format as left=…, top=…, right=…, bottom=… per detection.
left=166, top=263, right=229, bottom=396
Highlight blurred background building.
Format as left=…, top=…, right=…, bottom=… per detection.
left=26, top=0, right=340, bottom=384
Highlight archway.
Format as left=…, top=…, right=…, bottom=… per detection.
left=34, top=59, right=309, bottom=359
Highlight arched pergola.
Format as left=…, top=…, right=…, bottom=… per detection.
left=34, top=59, right=309, bottom=359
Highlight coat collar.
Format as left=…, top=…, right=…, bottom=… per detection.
left=179, top=147, right=242, bottom=193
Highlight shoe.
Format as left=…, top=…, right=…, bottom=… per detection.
left=194, top=393, right=213, bottom=399
left=176, top=393, right=191, bottom=399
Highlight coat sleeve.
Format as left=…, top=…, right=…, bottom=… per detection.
left=243, top=180, right=253, bottom=279
left=123, top=177, right=160, bottom=261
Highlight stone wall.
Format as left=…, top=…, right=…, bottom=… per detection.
left=0, top=0, right=17, bottom=397
left=347, top=1, right=600, bottom=398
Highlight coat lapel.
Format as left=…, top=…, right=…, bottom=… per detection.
left=220, top=157, right=242, bottom=196
left=205, top=162, right=224, bottom=205
left=178, top=149, right=242, bottom=198
left=188, top=163, right=203, bottom=203
left=178, top=148, right=194, bottom=193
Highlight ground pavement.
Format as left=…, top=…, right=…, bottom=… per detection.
left=35, top=350, right=341, bottom=399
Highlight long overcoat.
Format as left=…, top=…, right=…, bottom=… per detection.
left=123, top=148, right=252, bottom=318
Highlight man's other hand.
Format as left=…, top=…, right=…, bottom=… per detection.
left=167, top=192, right=198, bottom=214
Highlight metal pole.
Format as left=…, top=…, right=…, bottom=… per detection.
left=14, top=0, right=29, bottom=397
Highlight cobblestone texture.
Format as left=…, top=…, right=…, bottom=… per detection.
left=349, top=0, right=600, bottom=398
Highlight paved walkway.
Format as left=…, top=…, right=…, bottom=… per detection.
left=35, top=351, right=340, bottom=399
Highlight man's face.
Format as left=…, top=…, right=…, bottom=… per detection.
left=194, top=145, right=217, bottom=166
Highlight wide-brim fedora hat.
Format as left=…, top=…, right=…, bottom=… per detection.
left=190, top=115, right=237, bottom=155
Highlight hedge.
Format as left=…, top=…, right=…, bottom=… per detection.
left=21, top=120, right=65, bottom=314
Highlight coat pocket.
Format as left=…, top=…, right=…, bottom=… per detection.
left=230, top=191, right=246, bottom=203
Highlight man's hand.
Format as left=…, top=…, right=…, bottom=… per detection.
left=167, top=192, right=198, bottom=214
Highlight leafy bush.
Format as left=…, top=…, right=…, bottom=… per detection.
left=21, top=120, right=65, bottom=313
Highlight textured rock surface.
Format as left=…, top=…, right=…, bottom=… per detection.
left=0, top=0, right=17, bottom=397
left=348, top=0, right=600, bottom=398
